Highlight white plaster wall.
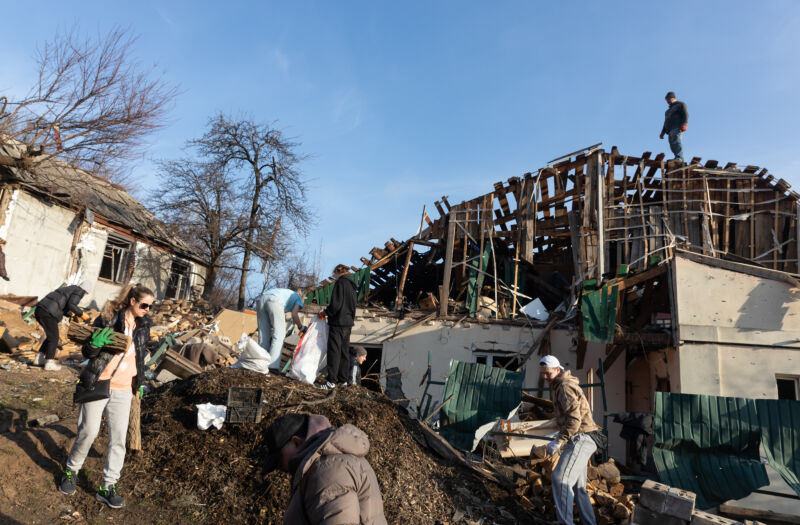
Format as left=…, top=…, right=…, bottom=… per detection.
left=679, top=343, right=800, bottom=399
left=130, top=242, right=173, bottom=299
left=0, top=190, right=84, bottom=301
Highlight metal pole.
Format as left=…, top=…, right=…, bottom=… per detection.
left=596, top=151, right=606, bottom=281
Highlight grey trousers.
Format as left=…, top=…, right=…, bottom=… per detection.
left=552, top=433, right=598, bottom=525
left=256, top=295, right=286, bottom=370
left=66, top=389, right=132, bottom=488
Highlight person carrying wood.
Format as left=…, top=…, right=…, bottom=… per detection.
left=34, top=280, right=93, bottom=371
left=540, top=355, right=605, bottom=525
left=255, top=288, right=306, bottom=372
left=263, top=413, right=387, bottom=525
left=58, top=284, right=154, bottom=509
left=318, top=264, right=357, bottom=389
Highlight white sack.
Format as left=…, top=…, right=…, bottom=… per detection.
left=287, top=318, right=328, bottom=384
left=196, top=403, right=227, bottom=430
left=230, top=333, right=271, bottom=374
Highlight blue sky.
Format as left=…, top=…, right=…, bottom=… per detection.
left=2, top=1, right=800, bottom=284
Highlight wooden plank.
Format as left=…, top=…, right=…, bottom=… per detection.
left=493, top=182, right=511, bottom=215
left=750, top=177, right=756, bottom=259
left=718, top=503, right=800, bottom=525
left=440, top=196, right=451, bottom=212
left=439, top=219, right=456, bottom=317
left=395, top=242, right=415, bottom=311
left=434, top=200, right=446, bottom=218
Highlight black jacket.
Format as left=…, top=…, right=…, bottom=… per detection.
left=323, top=276, right=357, bottom=327
left=78, top=310, right=152, bottom=392
left=37, top=285, right=85, bottom=319
left=662, top=100, right=689, bottom=134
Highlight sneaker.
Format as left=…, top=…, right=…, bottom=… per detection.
left=44, top=359, right=61, bottom=371
left=96, top=484, right=125, bottom=508
left=33, top=352, right=45, bottom=366
left=317, top=381, right=336, bottom=390
left=58, top=469, right=77, bottom=495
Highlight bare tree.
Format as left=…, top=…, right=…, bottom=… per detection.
left=193, top=114, right=311, bottom=310
left=0, top=28, right=176, bottom=186
left=150, top=159, right=248, bottom=300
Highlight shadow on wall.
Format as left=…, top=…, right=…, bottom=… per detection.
left=735, top=280, right=800, bottom=332
left=133, top=248, right=169, bottom=299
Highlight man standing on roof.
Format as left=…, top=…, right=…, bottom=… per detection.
left=34, top=281, right=93, bottom=371
left=318, top=264, right=357, bottom=389
left=660, top=91, right=689, bottom=163
left=263, top=413, right=387, bottom=525
left=540, top=355, right=605, bottom=525
left=255, top=288, right=306, bottom=372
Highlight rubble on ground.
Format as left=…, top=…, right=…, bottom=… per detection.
left=121, top=368, right=538, bottom=525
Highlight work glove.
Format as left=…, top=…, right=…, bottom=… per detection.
left=546, top=439, right=562, bottom=456
left=89, top=327, right=117, bottom=349
left=22, top=306, right=37, bottom=324
left=659, top=132, right=665, bottom=139
left=81, top=312, right=91, bottom=321
left=137, top=386, right=145, bottom=399
left=681, top=124, right=687, bottom=132
left=299, top=325, right=308, bottom=336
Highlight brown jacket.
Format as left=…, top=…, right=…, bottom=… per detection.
left=283, top=423, right=387, bottom=525
left=551, top=370, right=600, bottom=446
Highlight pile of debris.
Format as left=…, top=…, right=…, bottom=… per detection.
left=149, top=298, right=220, bottom=335
left=110, top=368, right=537, bottom=524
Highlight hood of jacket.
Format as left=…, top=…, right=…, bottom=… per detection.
left=290, top=423, right=371, bottom=491
left=551, top=369, right=578, bottom=390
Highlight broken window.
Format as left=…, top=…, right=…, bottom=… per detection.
left=473, top=352, right=521, bottom=371
left=165, top=259, right=191, bottom=300
left=776, top=376, right=799, bottom=400
left=99, top=233, right=133, bottom=283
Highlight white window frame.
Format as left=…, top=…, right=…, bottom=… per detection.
left=99, top=233, right=133, bottom=283
left=776, top=375, right=800, bottom=401
left=166, top=259, right=192, bottom=300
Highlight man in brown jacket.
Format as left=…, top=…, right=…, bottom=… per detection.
left=264, top=413, right=387, bottom=525
left=540, top=355, right=602, bottom=525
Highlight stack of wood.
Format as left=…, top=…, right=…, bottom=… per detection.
left=149, top=299, right=220, bottom=337
left=66, top=321, right=130, bottom=353
left=508, top=446, right=634, bottom=524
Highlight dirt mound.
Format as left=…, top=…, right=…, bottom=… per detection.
left=119, top=368, right=535, bottom=524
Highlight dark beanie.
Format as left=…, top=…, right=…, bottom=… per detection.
left=665, top=91, right=676, bottom=99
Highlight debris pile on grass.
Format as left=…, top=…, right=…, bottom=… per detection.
left=122, top=368, right=537, bottom=524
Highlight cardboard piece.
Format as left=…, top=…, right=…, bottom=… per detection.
left=211, top=308, right=258, bottom=342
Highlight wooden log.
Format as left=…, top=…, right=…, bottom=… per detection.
left=127, top=393, right=141, bottom=451
left=67, top=322, right=130, bottom=353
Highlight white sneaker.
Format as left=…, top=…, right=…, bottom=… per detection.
left=317, top=381, right=337, bottom=390
left=43, top=359, right=61, bottom=371
left=33, top=352, right=45, bottom=366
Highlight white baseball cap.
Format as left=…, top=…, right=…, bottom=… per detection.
left=539, top=355, right=564, bottom=369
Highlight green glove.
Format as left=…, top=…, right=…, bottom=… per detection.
left=22, top=306, right=36, bottom=325
left=89, top=327, right=117, bottom=348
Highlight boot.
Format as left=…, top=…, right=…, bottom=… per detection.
left=33, top=352, right=45, bottom=366
left=44, top=359, right=61, bottom=371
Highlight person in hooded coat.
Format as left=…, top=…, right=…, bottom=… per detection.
left=319, top=264, right=358, bottom=388
left=263, top=413, right=387, bottom=525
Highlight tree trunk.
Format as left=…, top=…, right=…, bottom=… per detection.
left=202, top=263, right=219, bottom=300
left=237, top=170, right=263, bottom=310
left=237, top=243, right=252, bottom=310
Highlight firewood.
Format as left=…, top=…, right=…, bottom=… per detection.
left=608, top=482, right=624, bottom=497
left=67, top=322, right=130, bottom=353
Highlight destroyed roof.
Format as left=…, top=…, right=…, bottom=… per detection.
left=308, top=144, right=800, bottom=317
left=0, top=139, right=203, bottom=264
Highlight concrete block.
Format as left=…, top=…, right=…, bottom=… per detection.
left=639, top=480, right=696, bottom=520
left=631, top=504, right=688, bottom=525
left=691, top=510, right=739, bottom=525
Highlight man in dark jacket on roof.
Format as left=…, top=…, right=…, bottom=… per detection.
left=319, top=264, right=357, bottom=389
left=660, top=91, right=689, bottom=162
left=264, top=413, right=387, bottom=525
left=34, top=281, right=93, bottom=371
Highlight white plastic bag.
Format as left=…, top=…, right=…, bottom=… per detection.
left=230, top=333, right=271, bottom=374
left=196, top=403, right=226, bottom=430
left=287, top=318, right=328, bottom=384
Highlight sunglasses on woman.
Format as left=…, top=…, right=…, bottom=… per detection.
left=137, top=302, right=152, bottom=310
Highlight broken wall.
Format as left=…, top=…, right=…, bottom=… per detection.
left=674, top=255, right=800, bottom=398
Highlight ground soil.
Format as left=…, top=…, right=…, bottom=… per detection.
left=0, top=365, right=542, bottom=524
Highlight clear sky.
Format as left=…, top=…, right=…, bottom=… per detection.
left=2, top=1, right=800, bottom=283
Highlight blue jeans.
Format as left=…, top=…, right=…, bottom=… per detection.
left=668, top=128, right=684, bottom=162
left=256, top=295, right=286, bottom=370
left=552, top=433, right=598, bottom=525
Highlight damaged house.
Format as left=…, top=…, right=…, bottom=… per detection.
left=305, top=144, right=800, bottom=476
left=0, top=139, right=208, bottom=308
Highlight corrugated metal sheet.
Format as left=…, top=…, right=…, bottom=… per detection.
left=304, top=268, right=370, bottom=305
left=654, top=392, right=800, bottom=509
left=439, top=360, right=524, bottom=451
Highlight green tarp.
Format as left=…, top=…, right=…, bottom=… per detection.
left=438, top=360, right=524, bottom=451
left=466, top=244, right=491, bottom=316
left=653, top=392, right=800, bottom=509
left=305, top=268, right=371, bottom=305
left=581, top=283, right=619, bottom=343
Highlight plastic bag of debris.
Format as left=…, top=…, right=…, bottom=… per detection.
left=229, top=334, right=271, bottom=374
left=287, top=318, right=328, bottom=384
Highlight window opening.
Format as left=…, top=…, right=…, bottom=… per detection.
left=166, top=260, right=191, bottom=299
left=99, top=234, right=133, bottom=283
left=776, top=376, right=799, bottom=401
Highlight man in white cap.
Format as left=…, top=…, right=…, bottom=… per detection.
left=540, top=354, right=603, bottom=525
left=34, top=281, right=93, bottom=371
